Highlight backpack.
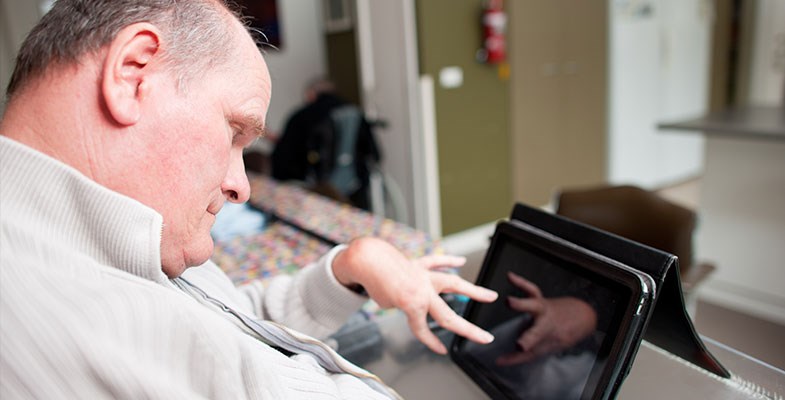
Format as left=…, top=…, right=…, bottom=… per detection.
left=305, top=105, right=380, bottom=209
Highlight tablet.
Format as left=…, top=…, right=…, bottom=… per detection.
left=450, top=220, right=656, bottom=400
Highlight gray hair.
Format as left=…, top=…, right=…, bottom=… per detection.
left=6, top=0, right=248, bottom=98
left=305, top=77, right=336, bottom=97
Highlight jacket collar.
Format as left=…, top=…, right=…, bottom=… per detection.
left=0, top=136, right=168, bottom=284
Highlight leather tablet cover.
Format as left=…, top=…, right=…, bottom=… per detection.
left=510, top=203, right=730, bottom=378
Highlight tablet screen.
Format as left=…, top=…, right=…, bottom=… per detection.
left=452, top=226, right=637, bottom=400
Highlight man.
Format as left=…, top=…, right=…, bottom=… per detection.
left=271, top=78, right=379, bottom=210
left=0, top=1, right=497, bottom=398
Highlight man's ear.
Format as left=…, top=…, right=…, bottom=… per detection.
left=102, top=23, right=161, bottom=126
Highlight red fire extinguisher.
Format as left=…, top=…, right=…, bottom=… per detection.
left=477, top=0, right=507, bottom=64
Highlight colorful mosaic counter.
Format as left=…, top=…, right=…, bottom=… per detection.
left=247, top=175, right=440, bottom=257
left=212, top=174, right=442, bottom=290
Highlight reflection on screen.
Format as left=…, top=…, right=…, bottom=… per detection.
left=460, top=240, right=628, bottom=400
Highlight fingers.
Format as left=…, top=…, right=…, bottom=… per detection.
left=404, top=293, right=496, bottom=355
left=405, top=308, right=448, bottom=354
left=430, top=272, right=498, bottom=302
left=507, top=271, right=542, bottom=298
left=416, top=254, right=467, bottom=270
left=517, top=324, right=547, bottom=353
left=506, top=296, right=543, bottom=314
left=429, top=294, right=494, bottom=346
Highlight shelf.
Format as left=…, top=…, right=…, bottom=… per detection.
left=658, top=106, right=785, bottom=141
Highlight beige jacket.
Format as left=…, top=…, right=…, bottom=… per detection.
left=0, top=136, right=388, bottom=399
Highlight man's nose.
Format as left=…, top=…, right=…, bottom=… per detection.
left=222, top=154, right=250, bottom=203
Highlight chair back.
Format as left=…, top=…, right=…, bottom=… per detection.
left=555, top=185, right=696, bottom=276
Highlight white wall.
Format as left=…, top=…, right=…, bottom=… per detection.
left=261, top=0, right=328, bottom=137
left=746, top=0, right=785, bottom=106
left=696, top=1, right=785, bottom=325
left=0, top=6, right=12, bottom=114
left=696, top=137, right=785, bottom=325
left=354, top=0, right=421, bottom=227
left=0, top=0, right=44, bottom=115
left=608, top=0, right=709, bottom=188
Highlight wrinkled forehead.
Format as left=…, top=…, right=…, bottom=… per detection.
left=211, top=21, right=272, bottom=128
left=161, top=6, right=272, bottom=122
left=231, top=17, right=272, bottom=94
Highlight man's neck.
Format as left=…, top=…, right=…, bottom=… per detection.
left=0, top=76, right=103, bottom=182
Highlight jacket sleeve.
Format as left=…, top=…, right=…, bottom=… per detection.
left=185, top=245, right=368, bottom=340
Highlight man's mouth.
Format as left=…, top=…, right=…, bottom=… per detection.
left=207, top=204, right=223, bottom=216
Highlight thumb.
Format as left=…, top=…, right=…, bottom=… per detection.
left=518, top=325, right=546, bottom=352
left=416, top=254, right=467, bottom=269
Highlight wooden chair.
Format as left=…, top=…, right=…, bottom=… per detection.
left=554, top=185, right=715, bottom=296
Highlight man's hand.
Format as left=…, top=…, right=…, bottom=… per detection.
left=496, top=272, right=597, bottom=366
left=332, top=237, right=498, bottom=354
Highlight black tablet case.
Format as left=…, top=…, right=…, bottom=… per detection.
left=453, top=219, right=657, bottom=400
left=510, top=203, right=730, bottom=379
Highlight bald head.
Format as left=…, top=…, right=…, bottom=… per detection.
left=0, top=0, right=273, bottom=276
left=6, top=0, right=251, bottom=100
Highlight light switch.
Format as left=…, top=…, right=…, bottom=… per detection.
left=439, top=66, right=463, bottom=89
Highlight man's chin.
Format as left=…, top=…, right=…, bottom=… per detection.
left=162, top=240, right=215, bottom=278
left=161, top=263, right=188, bottom=279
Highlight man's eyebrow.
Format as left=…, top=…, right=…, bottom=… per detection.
left=233, top=114, right=267, bottom=137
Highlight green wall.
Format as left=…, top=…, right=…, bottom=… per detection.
left=325, top=30, right=361, bottom=106
left=415, top=0, right=512, bottom=235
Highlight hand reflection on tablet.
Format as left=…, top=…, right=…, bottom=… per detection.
left=496, top=271, right=597, bottom=366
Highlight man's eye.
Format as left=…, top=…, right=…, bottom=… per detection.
left=232, top=129, right=244, bottom=144
left=233, top=130, right=258, bottom=148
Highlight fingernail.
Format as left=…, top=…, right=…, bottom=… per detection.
left=437, top=344, right=448, bottom=355
left=482, top=332, right=495, bottom=343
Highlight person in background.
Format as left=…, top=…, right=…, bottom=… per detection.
left=0, top=1, right=497, bottom=398
left=271, top=78, right=380, bottom=210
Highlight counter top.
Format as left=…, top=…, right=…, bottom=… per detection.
left=365, top=311, right=785, bottom=400
left=658, top=105, right=785, bottom=141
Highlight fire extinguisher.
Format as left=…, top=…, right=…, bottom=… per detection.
left=477, top=0, right=507, bottom=64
